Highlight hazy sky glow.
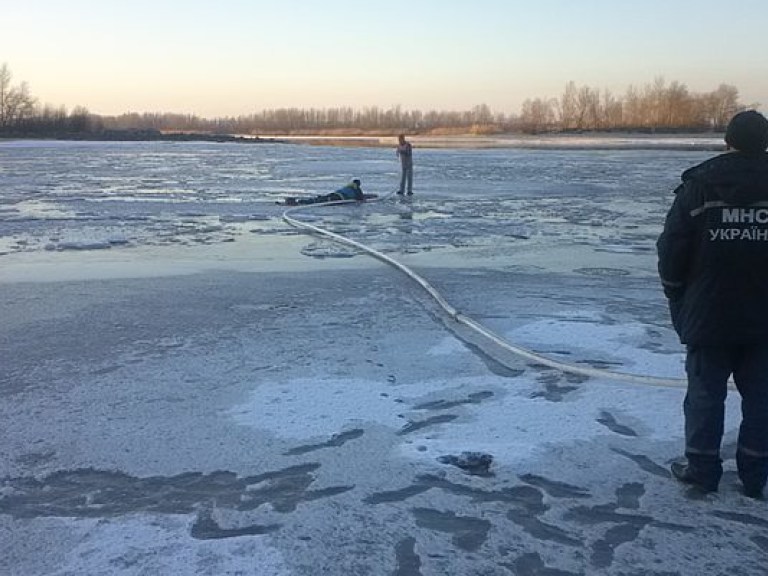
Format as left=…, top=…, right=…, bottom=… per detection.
left=3, top=0, right=767, bottom=117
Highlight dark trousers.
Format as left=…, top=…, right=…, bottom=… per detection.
left=684, top=343, right=768, bottom=489
left=399, top=162, right=413, bottom=194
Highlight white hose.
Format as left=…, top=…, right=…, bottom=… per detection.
left=281, top=195, right=689, bottom=389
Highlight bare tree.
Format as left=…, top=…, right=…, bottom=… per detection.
left=601, top=89, right=623, bottom=129
left=520, top=98, right=556, bottom=133
left=558, top=81, right=579, bottom=130
left=660, top=81, right=692, bottom=128
left=577, top=86, right=602, bottom=129
left=0, top=63, right=10, bottom=126
left=706, top=84, right=740, bottom=130
left=471, top=103, right=493, bottom=125
left=0, top=63, right=37, bottom=128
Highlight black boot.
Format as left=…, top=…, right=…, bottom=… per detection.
left=742, top=484, right=764, bottom=499
left=737, top=451, right=767, bottom=499
left=670, top=461, right=720, bottom=493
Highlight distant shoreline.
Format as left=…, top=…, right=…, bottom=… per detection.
left=0, top=129, right=284, bottom=145
left=267, top=133, right=726, bottom=151
left=1, top=131, right=727, bottom=151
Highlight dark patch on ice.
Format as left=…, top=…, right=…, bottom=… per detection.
left=531, top=384, right=579, bottom=402
left=14, top=451, right=56, bottom=467
left=364, top=474, right=550, bottom=511
left=303, top=251, right=356, bottom=259
left=501, top=552, right=583, bottom=576
left=590, top=523, right=645, bottom=568
left=283, top=428, right=365, bottom=456
left=563, top=503, right=654, bottom=528
left=610, top=448, right=670, bottom=478
left=190, top=509, right=281, bottom=540
left=392, top=537, right=423, bottom=576
left=410, top=508, right=491, bottom=551
left=219, top=214, right=270, bottom=223
left=530, top=371, right=580, bottom=402
left=562, top=499, right=696, bottom=539
left=90, top=365, right=122, bottom=375
left=578, top=358, right=624, bottom=370
left=48, top=241, right=114, bottom=251
left=752, top=535, right=768, bottom=553
left=299, top=242, right=358, bottom=259
left=615, top=482, right=644, bottom=509
left=543, top=349, right=573, bottom=356
left=397, top=414, right=459, bottom=436
left=363, top=484, right=432, bottom=504
left=573, top=267, right=630, bottom=277
left=0, top=464, right=353, bottom=526
left=596, top=411, right=638, bottom=437
left=564, top=371, right=591, bottom=384
left=462, top=340, right=525, bottom=378
left=507, top=506, right=582, bottom=546
left=413, top=390, right=494, bottom=411
left=437, top=452, right=494, bottom=476
left=710, top=511, right=768, bottom=529
left=518, top=474, right=591, bottom=499
left=561, top=499, right=699, bottom=572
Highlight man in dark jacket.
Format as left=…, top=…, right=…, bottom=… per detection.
left=657, top=110, right=768, bottom=499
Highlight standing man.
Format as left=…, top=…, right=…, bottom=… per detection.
left=657, top=110, right=768, bottom=499
left=396, top=134, right=413, bottom=195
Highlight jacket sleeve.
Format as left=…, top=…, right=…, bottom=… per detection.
left=656, top=183, right=696, bottom=301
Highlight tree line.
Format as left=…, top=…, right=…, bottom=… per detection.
left=520, top=78, right=743, bottom=133
left=0, top=63, right=754, bottom=138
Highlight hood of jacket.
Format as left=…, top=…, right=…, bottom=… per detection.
left=679, top=151, right=768, bottom=204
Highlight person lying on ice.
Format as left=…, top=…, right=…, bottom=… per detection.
left=282, top=179, right=369, bottom=206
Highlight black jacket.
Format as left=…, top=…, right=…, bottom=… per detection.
left=657, top=151, right=768, bottom=346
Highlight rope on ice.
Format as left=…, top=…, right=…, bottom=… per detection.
left=281, top=194, right=689, bottom=389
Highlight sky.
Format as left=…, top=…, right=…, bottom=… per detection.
left=2, top=0, right=768, bottom=118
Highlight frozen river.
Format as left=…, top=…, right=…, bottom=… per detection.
left=0, top=138, right=713, bottom=272
left=2, top=139, right=767, bottom=576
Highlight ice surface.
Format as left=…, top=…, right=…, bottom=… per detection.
left=1, top=139, right=766, bottom=576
